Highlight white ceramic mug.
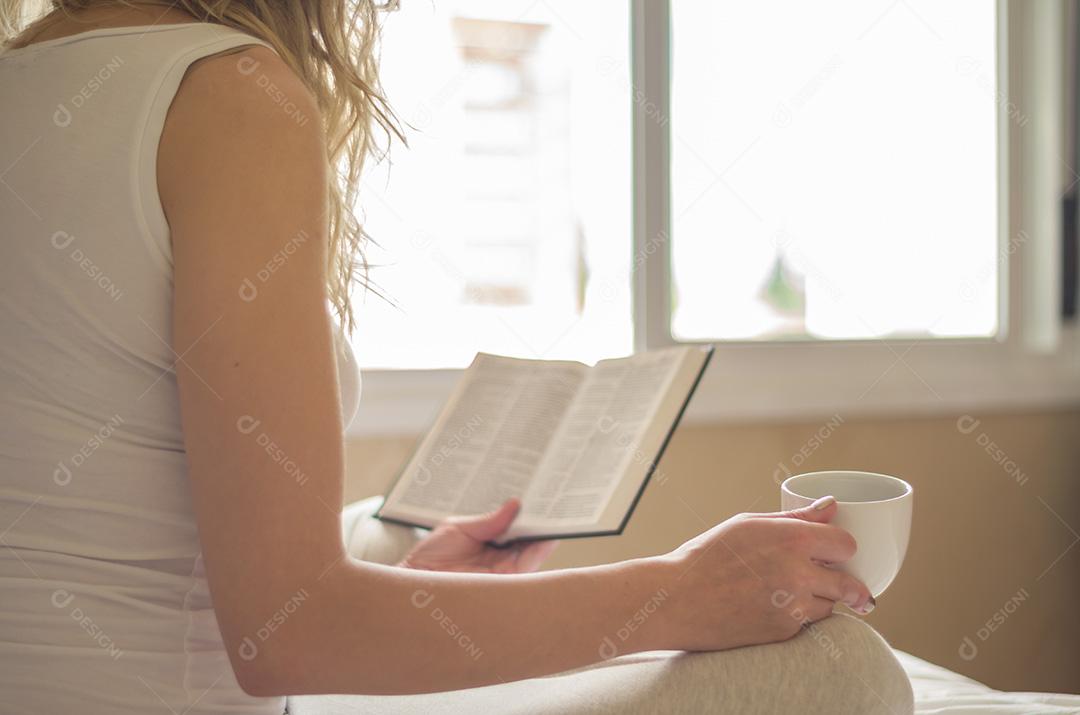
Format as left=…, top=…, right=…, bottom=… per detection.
left=780, top=470, right=913, bottom=598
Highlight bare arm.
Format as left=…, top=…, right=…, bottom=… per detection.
left=159, top=47, right=873, bottom=698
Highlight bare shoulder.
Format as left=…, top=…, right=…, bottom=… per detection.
left=158, top=42, right=330, bottom=301
left=159, top=44, right=323, bottom=189
left=177, top=44, right=318, bottom=129
left=158, top=43, right=326, bottom=247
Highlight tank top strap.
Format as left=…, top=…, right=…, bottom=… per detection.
left=137, top=24, right=279, bottom=269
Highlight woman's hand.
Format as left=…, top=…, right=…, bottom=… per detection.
left=397, top=498, right=559, bottom=574
left=655, top=495, right=875, bottom=653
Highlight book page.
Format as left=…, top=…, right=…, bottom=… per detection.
left=382, top=354, right=586, bottom=525
left=514, top=347, right=689, bottom=528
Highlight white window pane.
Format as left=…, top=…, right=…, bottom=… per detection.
left=671, top=1, right=999, bottom=341
left=352, top=1, right=632, bottom=368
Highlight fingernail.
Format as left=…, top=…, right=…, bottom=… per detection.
left=812, top=495, right=836, bottom=511
left=856, top=596, right=876, bottom=615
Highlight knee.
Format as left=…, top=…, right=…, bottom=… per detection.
left=668, top=613, right=913, bottom=714
left=341, top=496, right=425, bottom=565
left=796, top=613, right=913, bottom=715
left=610, top=614, right=912, bottom=714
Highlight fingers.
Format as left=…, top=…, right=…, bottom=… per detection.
left=784, top=495, right=838, bottom=523
left=513, top=539, right=559, bottom=572
left=754, top=495, right=838, bottom=522
left=450, top=498, right=521, bottom=542
left=810, top=567, right=875, bottom=614
left=803, top=596, right=837, bottom=624
left=752, top=496, right=857, bottom=563
left=488, top=539, right=558, bottom=574
left=795, top=521, right=858, bottom=563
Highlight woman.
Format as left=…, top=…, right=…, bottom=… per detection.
left=0, top=1, right=910, bottom=712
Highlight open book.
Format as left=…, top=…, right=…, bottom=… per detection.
left=376, top=345, right=714, bottom=545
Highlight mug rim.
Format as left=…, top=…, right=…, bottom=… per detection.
left=781, top=470, right=912, bottom=505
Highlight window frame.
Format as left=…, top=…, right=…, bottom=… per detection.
left=349, top=0, right=1080, bottom=436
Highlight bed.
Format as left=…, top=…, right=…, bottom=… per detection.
left=288, top=650, right=1080, bottom=714
left=897, top=651, right=1080, bottom=714
left=288, top=653, right=1080, bottom=714
left=290, top=499, right=1080, bottom=714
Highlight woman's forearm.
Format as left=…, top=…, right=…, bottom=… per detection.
left=244, top=554, right=673, bottom=696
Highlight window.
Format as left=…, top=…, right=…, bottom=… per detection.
left=350, top=1, right=1079, bottom=434
left=669, top=1, right=999, bottom=341
left=354, top=1, right=632, bottom=369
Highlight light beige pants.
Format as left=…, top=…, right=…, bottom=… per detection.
left=295, top=498, right=914, bottom=715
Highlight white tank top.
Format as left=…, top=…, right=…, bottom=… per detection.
left=0, top=23, right=360, bottom=714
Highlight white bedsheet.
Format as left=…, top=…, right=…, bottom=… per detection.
left=289, top=651, right=1080, bottom=714
left=898, top=651, right=1080, bottom=714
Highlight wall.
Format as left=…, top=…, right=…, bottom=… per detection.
left=344, top=408, right=1080, bottom=694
